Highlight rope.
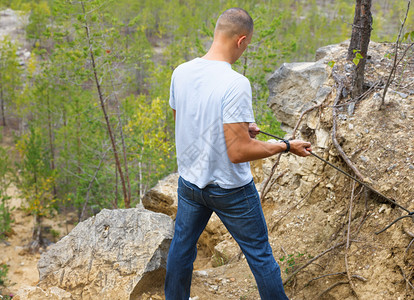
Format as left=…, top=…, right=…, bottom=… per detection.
left=259, top=130, right=414, bottom=234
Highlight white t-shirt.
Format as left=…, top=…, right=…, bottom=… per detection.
left=169, top=58, right=255, bottom=189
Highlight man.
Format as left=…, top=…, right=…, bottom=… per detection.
left=165, top=7, right=311, bottom=300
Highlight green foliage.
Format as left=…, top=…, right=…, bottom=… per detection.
left=403, top=30, right=414, bottom=42
left=0, top=263, right=8, bottom=286
left=0, top=147, right=13, bottom=240
left=352, top=49, right=364, bottom=66
left=279, top=252, right=306, bottom=274
left=0, top=147, right=12, bottom=193
left=16, top=127, right=57, bottom=217
left=0, top=192, right=13, bottom=240
left=0, top=293, right=13, bottom=300
left=23, top=1, right=51, bottom=45
left=0, top=37, right=22, bottom=125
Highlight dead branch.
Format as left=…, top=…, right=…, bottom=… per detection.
left=396, top=42, right=414, bottom=67
left=404, top=238, right=414, bottom=263
left=353, top=187, right=369, bottom=236
left=331, top=74, right=365, bottom=181
left=291, top=102, right=326, bottom=140
left=403, top=225, right=414, bottom=238
left=261, top=170, right=286, bottom=201
left=381, top=0, right=411, bottom=109
left=317, top=281, right=349, bottom=299
left=398, top=265, right=414, bottom=291
left=80, top=148, right=109, bottom=221
left=283, top=241, right=347, bottom=285
left=305, top=272, right=346, bottom=286
left=345, top=182, right=359, bottom=299
left=352, top=274, right=368, bottom=282
left=355, top=80, right=382, bottom=102
left=281, top=245, right=288, bottom=257
left=260, top=153, right=282, bottom=201
left=271, top=179, right=322, bottom=232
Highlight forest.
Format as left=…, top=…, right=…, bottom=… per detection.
left=0, top=0, right=413, bottom=292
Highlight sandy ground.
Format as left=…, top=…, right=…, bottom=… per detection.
left=0, top=184, right=39, bottom=297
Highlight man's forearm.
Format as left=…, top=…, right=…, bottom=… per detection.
left=227, top=138, right=287, bottom=163
left=224, top=122, right=312, bottom=163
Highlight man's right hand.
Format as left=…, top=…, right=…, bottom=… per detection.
left=288, top=140, right=312, bottom=157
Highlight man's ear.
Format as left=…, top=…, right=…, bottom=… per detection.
left=237, top=35, right=247, bottom=48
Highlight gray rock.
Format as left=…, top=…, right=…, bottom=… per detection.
left=386, top=164, right=397, bottom=172
left=13, top=286, right=74, bottom=300
left=37, top=208, right=173, bottom=300
left=0, top=9, right=29, bottom=45
left=213, top=239, right=240, bottom=267
left=348, top=102, right=356, bottom=115
left=315, top=43, right=343, bottom=61
left=396, top=91, right=408, bottom=99
left=267, top=61, right=330, bottom=130
left=142, top=173, right=179, bottom=217
left=315, top=129, right=330, bottom=149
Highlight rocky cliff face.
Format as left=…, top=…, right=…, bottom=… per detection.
left=259, top=40, right=414, bottom=299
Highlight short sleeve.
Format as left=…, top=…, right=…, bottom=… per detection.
left=222, top=77, right=255, bottom=124
left=169, top=73, right=176, bottom=110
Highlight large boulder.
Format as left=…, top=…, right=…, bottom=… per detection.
left=36, top=208, right=173, bottom=300
left=267, top=61, right=331, bottom=132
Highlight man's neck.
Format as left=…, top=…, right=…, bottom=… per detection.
left=202, top=41, right=234, bottom=64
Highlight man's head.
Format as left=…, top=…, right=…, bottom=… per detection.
left=210, top=8, right=254, bottom=64
left=215, top=8, right=253, bottom=39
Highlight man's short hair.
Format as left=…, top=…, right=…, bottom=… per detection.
left=215, top=8, right=254, bottom=37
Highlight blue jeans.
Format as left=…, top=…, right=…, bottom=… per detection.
left=164, top=176, right=288, bottom=300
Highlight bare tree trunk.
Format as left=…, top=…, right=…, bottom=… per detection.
left=75, top=97, right=82, bottom=176
left=46, top=92, right=57, bottom=197
left=109, top=73, right=132, bottom=203
left=62, top=105, right=71, bottom=235
left=380, top=0, right=411, bottom=109
left=347, top=0, right=373, bottom=98
left=0, top=75, right=6, bottom=126
left=29, top=171, right=44, bottom=252
left=29, top=214, right=44, bottom=252
left=115, top=166, right=119, bottom=208
left=80, top=149, right=108, bottom=221
left=139, top=160, right=143, bottom=200
left=81, top=1, right=130, bottom=208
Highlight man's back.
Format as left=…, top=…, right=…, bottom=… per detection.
left=170, top=57, right=255, bottom=189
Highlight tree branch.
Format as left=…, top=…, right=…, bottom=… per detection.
left=381, top=0, right=411, bottom=109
